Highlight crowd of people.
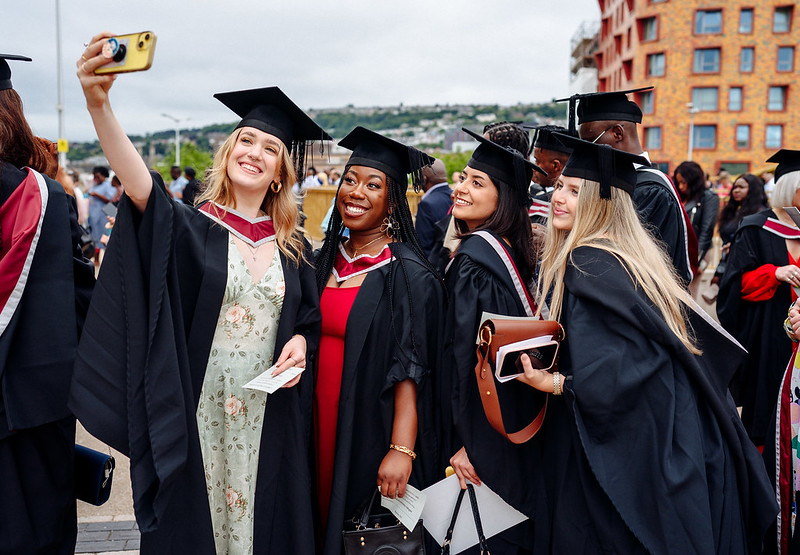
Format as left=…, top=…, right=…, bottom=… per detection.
left=2, top=33, right=800, bottom=554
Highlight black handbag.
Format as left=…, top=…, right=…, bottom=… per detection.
left=440, top=484, right=489, bottom=555
left=74, top=444, right=115, bottom=506
left=342, top=490, right=425, bottom=555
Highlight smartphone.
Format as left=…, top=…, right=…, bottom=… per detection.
left=95, top=32, right=157, bottom=74
left=102, top=203, right=118, bottom=218
left=496, top=341, right=560, bottom=382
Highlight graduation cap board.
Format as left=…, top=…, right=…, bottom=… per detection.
left=338, top=126, right=433, bottom=191
left=0, top=54, right=32, bottom=91
left=554, top=86, right=654, bottom=134
left=214, top=86, right=332, bottom=148
left=554, top=133, right=648, bottom=199
left=522, top=124, right=574, bottom=154
left=461, top=127, right=546, bottom=205
left=767, top=149, right=800, bottom=182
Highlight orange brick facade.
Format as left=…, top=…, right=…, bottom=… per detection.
left=596, top=0, right=800, bottom=175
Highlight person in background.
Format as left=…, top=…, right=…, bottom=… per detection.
left=181, top=166, right=201, bottom=206
left=763, top=170, right=776, bottom=201
left=314, top=127, right=442, bottom=555
left=701, top=173, right=768, bottom=304
left=168, top=164, right=188, bottom=199
left=0, top=52, right=95, bottom=555
left=571, top=88, right=697, bottom=284
left=73, top=32, right=328, bottom=554
left=521, top=135, right=775, bottom=553
left=415, top=158, right=452, bottom=257
left=718, top=152, right=800, bottom=446
left=87, top=164, right=114, bottom=251
left=674, top=161, right=719, bottom=277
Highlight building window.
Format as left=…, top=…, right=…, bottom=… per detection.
left=645, top=127, right=662, bottom=150
left=740, top=47, right=754, bottom=72
left=695, top=10, right=723, bottom=34
left=774, top=6, right=793, bottom=32
left=647, top=53, right=665, bottom=76
left=739, top=8, right=754, bottom=33
left=692, top=87, right=719, bottom=111
left=694, top=48, right=721, bottom=73
left=693, top=125, right=717, bottom=149
left=641, top=16, right=658, bottom=41
left=778, top=47, right=795, bottom=72
left=768, top=86, right=787, bottom=111
left=735, top=125, right=750, bottom=149
left=728, top=87, right=743, bottom=111
left=766, top=125, right=783, bottom=148
left=639, top=90, right=655, bottom=114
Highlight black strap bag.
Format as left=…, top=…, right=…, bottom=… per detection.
left=342, top=490, right=425, bottom=555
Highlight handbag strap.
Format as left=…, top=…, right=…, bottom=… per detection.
left=357, top=490, right=382, bottom=529
left=440, top=488, right=467, bottom=554
left=475, top=329, right=548, bottom=444
left=466, top=484, right=490, bottom=554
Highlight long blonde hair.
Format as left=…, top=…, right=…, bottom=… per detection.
left=537, top=178, right=699, bottom=354
left=198, top=128, right=306, bottom=264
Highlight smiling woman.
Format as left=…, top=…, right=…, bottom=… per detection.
left=70, top=31, right=330, bottom=555
left=313, top=126, right=445, bottom=555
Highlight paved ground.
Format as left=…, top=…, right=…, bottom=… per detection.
left=76, top=424, right=138, bottom=554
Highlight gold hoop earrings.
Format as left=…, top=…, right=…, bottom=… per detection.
left=270, top=180, right=282, bottom=193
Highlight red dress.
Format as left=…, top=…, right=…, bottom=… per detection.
left=314, top=286, right=360, bottom=528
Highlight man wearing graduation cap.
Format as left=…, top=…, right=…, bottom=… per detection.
left=557, top=87, right=697, bottom=284
left=0, top=53, right=95, bottom=553
left=718, top=149, right=800, bottom=448
left=73, top=35, right=328, bottom=553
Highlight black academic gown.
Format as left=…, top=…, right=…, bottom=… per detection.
left=635, top=165, right=694, bottom=284
left=718, top=210, right=794, bottom=444
left=0, top=162, right=95, bottom=554
left=533, top=245, right=775, bottom=554
left=319, top=243, right=442, bottom=555
left=70, top=173, right=320, bottom=554
left=442, top=232, right=543, bottom=551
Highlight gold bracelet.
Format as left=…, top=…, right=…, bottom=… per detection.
left=389, top=444, right=417, bottom=460
left=553, top=372, right=562, bottom=396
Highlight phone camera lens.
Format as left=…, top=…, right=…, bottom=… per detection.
left=144, top=33, right=150, bottom=40
left=138, top=41, right=144, bottom=48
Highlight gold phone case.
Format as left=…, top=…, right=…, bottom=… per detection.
left=95, top=32, right=157, bottom=74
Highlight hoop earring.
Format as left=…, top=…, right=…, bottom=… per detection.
left=380, top=215, right=398, bottom=238
left=270, top=180, right=282, bottom=193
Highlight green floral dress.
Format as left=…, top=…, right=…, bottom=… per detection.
left=196, top=238, right=285, bottom=554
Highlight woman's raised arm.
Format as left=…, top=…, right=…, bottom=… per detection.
left=77, top=32, right=152, bottom=212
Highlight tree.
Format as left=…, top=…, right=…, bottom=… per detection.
left=433, top=151, right=474, bottom=181
left=155, top=142, right=214, bottom=182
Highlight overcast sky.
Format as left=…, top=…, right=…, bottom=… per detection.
left=6, top=0, right=599, bottom=142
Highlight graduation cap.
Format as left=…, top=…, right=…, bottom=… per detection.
left=524, top=124, right=575, bottom=154
left=766, top=149, right=800, bottom=182
left=554, top=86, right=653, bottom=134
left=462, top=127, right=546, bottom=204
left=554, top=133, right=648, bottom=199
left=214, top=86, right=332, bottom=148
left=0, top=53, right=32, bottom=91
left=339, top=126, right=433, bottom=192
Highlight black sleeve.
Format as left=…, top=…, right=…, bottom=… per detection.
left=717, top=224, right=765, bottom=334
left=65, top=187, right=96, bottom=334
left=295, top=241, right=322, bottom=362
left=634, top=181, right=692, bottom=283
left=696, top=192, right=720, bottom=262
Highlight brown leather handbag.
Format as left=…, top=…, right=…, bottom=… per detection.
left=474, top=318, right=564, bottom=444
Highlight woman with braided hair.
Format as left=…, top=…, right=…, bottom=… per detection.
left=314, top=127, right=444, bottom=555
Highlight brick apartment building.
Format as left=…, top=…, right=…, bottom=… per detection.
left=595, top=0, right=799, bottom=176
